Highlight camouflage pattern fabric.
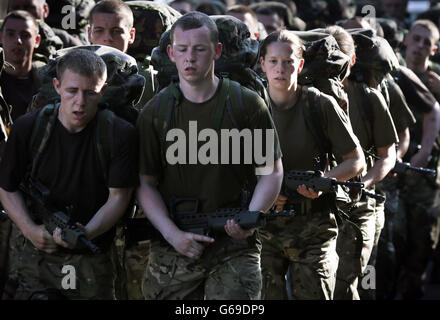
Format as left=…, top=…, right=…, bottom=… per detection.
left=260, top=204, right=339, bottom=300
left=393, top=174, right=440, bottom=299
left=126, top=1, right=181, bottom=60
left=142, top=235, right=261, bottom=300
left=45, top=0, right=95, bottom=45
left=151, top=30, right=177, bottom=91
left=334, top=196, right=376, bottom=300
left=293, top=30, right=351, bottom=110
left=10, top=224, right=114, bottom=300
left=135, top=56, right=157, bottom=109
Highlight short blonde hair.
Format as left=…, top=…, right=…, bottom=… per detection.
left=410, top=19, right=440, bottom=44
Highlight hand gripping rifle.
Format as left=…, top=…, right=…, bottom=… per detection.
left=125, top=205, right=295, bottom=244
left=284, top=170, right=365, bottom=196
left=19, top=179, right=101, bottom=254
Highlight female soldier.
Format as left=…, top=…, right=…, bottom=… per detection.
left=259, top=30, right=365, bottom=300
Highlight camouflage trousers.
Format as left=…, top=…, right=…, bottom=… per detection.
left=10, top=223, right=115, bottom=300
left=393, top=174, right=440, bottom=299
left=0, top=217, right=12, bottom=298
left=334, top=196, right=376, bottom=300
left=142, top=234, right=262, bottom=300
left=260, top=207, right=339, bottom=300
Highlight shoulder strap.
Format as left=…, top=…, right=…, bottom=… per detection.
left=304, top=87, right=332, bottom=170
left=153, top=82, right=183, bottom=169
left=29, top=104, right=59, bottom=179
left=225, top=79, right=249, bottom=131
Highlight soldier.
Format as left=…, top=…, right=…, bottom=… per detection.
left=0, top=48, right=139, bottom=299
left=325, top=26, right=399, bottom=300
left=137, top=11, right=283, bottom=300
left=0, top=10, right=41, bottom=122
left=259, top=30, right=365, bottom=300
left=388, top=18, right=440, bottom=299
left=88, top=0, right=135, bottom=54
left=226, top=5, right=260, bottom=40
left=7, top=0, right=63, bottom=64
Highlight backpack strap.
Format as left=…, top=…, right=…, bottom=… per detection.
left=303, top=87, right=332, bottom=171
left=29, top=104, right=59, bottom=179
left=225, top=79, right=249, bottom=131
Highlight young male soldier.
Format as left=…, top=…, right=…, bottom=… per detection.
left=137, top=12, right=283, bottom=300
left=0, top=11, right=41, bottom=122
left=0, top=49, right=139, bottom=300
left=88, top=0, right=135, bottom=54
left=8, top=0, right=84, bottom=47
left=387, top=19, right=440, bottom=299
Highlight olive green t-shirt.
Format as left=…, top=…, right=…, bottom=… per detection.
left=346, top=80, right=399, bottom=152
left=385, top=76, right=416, bottom=134
left=137, top=79, right=282, bottom=213
left=271, top=86, right=359, bottom=172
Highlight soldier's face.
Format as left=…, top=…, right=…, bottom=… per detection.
left=167, top=26, right=222, bottom=85
left=404, top=25, right=438, bottom=65
left=0, top=17, right=40, bottom=66
left=53, top=69, right=107, bottom=133
left=381, top=0, right=407, bottom=21
left=257, top=13, right=284, bottom=36
left=260, top=41, right=304, bottom=92
left=88, top=13, right=135, bottom=53
left=9, top=0, right=49, bottom=21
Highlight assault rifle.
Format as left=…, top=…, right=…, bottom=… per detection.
left=125, top=208, right=295, bottom=245
left=392, top=161, right=436, bottom=177
left=284, top=170, right=364, bottom=195
left=283, top=170, right=388, bottom=203
left=19, top=179, right=101, bottom=254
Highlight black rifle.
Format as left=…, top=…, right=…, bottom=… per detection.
left=125, top=208, right=295, bottom=244
left=19, top=179, right=101, bottom=254
left=392, top=161, right=436, bottom=176
left=284, top=170, right=365, bottom=195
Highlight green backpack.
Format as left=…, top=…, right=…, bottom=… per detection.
left=292, top=30, right=351, bottom=111
left=126, top=1, right=181, bottom=60
left=31, top=45, right=145, bottom=126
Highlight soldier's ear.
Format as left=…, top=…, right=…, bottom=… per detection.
left=214, top=42, right=222, bottom=60
left=35, top=34, right=41, bottom=48
left=128, top=28, right=136, bottom=45
left=43, top=3, right=50, bottom=19
left=297, top=58, right=305, bottom=74
left=167, top=44, right=175, bottom=62
left=53, top=77, right=61, bottom=94
left=350, top=53, right=356, bottom=68
left=431, top=44, right=438, bottom=56
left=260, top=56, right=266, bottom=73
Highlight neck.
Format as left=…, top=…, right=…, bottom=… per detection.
left=406, top=57, right=429, bottom=74
left=5, top=59, right=32, bottom=78
left=269, top=84, right=299, bottom=110
left=179, top=73, right=219, bottom=103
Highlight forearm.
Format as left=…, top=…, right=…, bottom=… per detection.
left=85, top=188, right=133, bottom=240
left=249, top=158, right=283, bottom=212
left=362, top=156, right=396, bottom=189
left=420, top=104, right=440, bottom=157
left=324, top=147, right=365, bottom=181
left=0, top=188, right=38, bottom=238
left=396, top=128, right=410, bottom=161
left=137, top=177, right=181, bottom=242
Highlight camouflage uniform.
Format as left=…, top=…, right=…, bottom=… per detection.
left=10, top=224, right=114, bottom=300
left=260, top=197, right=339, bottom=300
left=334, top=80, right=398, bottom=300
left=143, top=235, right=262, bottom=300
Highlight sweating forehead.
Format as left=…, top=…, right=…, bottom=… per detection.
left=172, top=26, right=212, bottom=44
